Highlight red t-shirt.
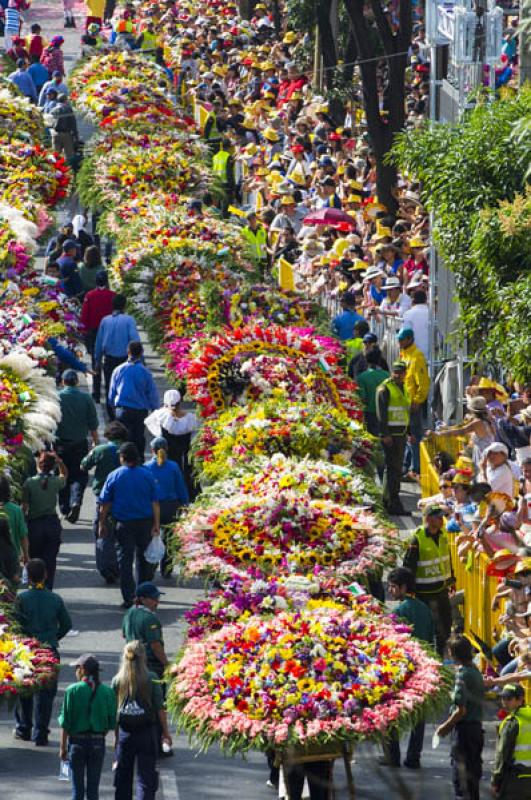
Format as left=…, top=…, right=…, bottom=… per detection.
left=80, top=288, right=115, bottom=332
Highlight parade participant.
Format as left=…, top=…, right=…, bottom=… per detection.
left=94, top=295, right=140, bottom=419
left=80, top=270, right=116, bottom=405
left=58, top=654, right=116, bottom=800
left=22, top=452, right=68, bottom=589
left=241, top=210, right=268, bottom=271
left=404, top=505, right=454, bottom=657
left=63, top=0, right=76, bottom=28
left=27, top=53, right=49, bottom=96
left=491, top=683, right=531, bottom=798
left=40, top=36, right=65, bottom=78
left=145, top=437, right=189, bottom=577
left=55, top=369, right=99, bottom=524
left=79, top=245, right=102, bottom=294
left=113, top=641, right=172, bottom=799
left=0, top=474, right=28, bottom=564
left=398, top=326, right=430, bottom=480
left=26, top=22, right=46, bottom=58
left=8, top=58, right=38, bottom=102
left=376, top=360, right=411, bottom=515
left=57, top=239, right=83, bottom=299
left=380, top=567, right=434, bottom=769
left=144, top=389, right=199, bottom=498
left=122, top=582, right=171, bottom=755
left=212, top=138, right=236, bottom=210
left=14, top=559, right=72, bottom=745
left=4, top=0, right=21, bottom=52
left=108, top=341, right=160, bottom=458
left=49, top=93, right=79, bottom=161
left=436, top=636, right=485, bottom=800
left=0, top=518, right=21, bottom=587
left=98, top=442, right=160, bottom=609
left=81, top=420, right=129, bottom=584
left=38, top=70, right=68, bottom=106
left=73, top=216, right=95, bottom=260
left=356, top=349, right=389, bottom=436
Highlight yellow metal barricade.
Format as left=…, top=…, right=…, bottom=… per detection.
left=422, top=440, right=531, bottom=701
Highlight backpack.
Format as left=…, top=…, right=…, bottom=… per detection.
left=118, top=695, right=154, bottom=732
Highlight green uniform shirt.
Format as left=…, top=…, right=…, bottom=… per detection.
left=81, top=441, right=121, bottom=497
left=112, top=671, right=164, bottom=714
left=58, top=680, right=117, bottom=735
left=22, top=474, right=66, bottom=520
left=0, top=501, right=28, bottom=556
left=56, top=387, right=98, bottom=443
left=122, top=606, right=164, bottom=672
left=395, top=595, right=434, bottom=644
left=356, top=367, right=390, bottom=414
left=452, top=664, right=484, bottom=722
left=15, top=587, right=72, bottom=650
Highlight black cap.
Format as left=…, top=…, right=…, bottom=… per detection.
left=424, top=504, right=445, bottom=517
left=71, top=653, right=99, bottom=671
left=501, top=683, right=525, bottom=699
left=136, top=581, right=164, bottom=599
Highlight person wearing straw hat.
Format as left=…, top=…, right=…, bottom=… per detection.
left=403, top=237, right=428, bottom=283
left=491, top=682, right=531, bottom=799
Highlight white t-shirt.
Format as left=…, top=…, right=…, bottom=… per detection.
left=403, top=303, right=430, bottom=359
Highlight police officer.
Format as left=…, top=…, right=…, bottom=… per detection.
left=403, top=504, right=454, bottom=657
left=212, top=138, right=235, bottom=210
left=376, top=360, right=411, bottom=515
left=122, top=582, right=170, bottom=756
left=241, top=210, right=268, bottom=272
left=14, top=558, right=72, bottom=745
left=55, top=369, right=99, bottom=523
left=492, top=683, right=531, bottom=799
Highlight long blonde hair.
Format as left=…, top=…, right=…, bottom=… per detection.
left=114, top=641, right=152, bottom=709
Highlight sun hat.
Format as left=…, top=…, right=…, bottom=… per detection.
left=363, top=266, right=385, bottom=281
left=484, top=442, right=509, bottom=457
left=280, top=195, right=295, bottom=205
left=467, top=396, right=488, bottom=413
left=514, top=557, right=531, bottom=575
left=263, top=127, right=280, bottom=142
left=408, top=237, right=427, bottom=249
left=383, top=276, right=401, bottom=290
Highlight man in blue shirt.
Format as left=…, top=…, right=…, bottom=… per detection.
left=95, top=294, right=139, bottom=419
left=57, top=240, right=82, bottom=298
left=331, top=293, right=365, bottom=340
left=99, top=442, right=160, bottom=608
left=108, top=341, right=159, bottom=458
left=38, top=71, right=69, bottom=107
left=8, top=60, right=38, bottom=103
left=27, top=54, right=50, bottom=97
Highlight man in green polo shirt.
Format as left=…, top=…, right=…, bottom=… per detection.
left=356, top=349, right=389, bottom=436
left=436, top=635, right=485, bottom=800
left=55, top=369, right=99, bottom=524
left=0, top=474, right=28, bottom=563
left=81, top=420, right=128, bottom=584
left=380, top=566, right=434, bottom=769
left=122, top=581, right=170, bottom=757
left=14, top=558, right=72, bottom=745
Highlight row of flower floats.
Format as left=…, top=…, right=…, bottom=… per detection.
left=71, top=48, right=451, bottom=779
left=0, top=82, right=74, bottom=701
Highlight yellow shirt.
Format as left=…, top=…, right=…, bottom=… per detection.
left=87, top=0, right=105, bottom=17
left=400, top=343, right=430, bottom=405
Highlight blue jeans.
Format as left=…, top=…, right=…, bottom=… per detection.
left=69, top=735, right=106, bottom=800
left=403, top=406, right=424, bottom=474
left=115, top=518, right=153, bottom=605
left=15, top=676, right=58, bottom=742
left=114, top=726, right=158, bottom=800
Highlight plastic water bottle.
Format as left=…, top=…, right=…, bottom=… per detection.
left=58, top=760, right=71, bottom=781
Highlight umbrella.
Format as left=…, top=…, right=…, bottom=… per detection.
left=303, top=208, right=356, bottom=227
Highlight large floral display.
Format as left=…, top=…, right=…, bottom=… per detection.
left=71, top=43, right=450, bottom=761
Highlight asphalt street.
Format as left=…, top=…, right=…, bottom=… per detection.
left=0, top=2, right=498, bottom=798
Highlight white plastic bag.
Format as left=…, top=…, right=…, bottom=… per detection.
left=144, top=535, right=165, bottom=564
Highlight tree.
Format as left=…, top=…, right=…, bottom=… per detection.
left=343, top=0, right=412, bottom=212
left=391, top=89, right=531, bottom=381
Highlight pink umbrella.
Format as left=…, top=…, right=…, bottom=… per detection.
left=303, top=208, right=356, bottom=227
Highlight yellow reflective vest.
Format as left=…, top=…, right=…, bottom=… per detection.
left=242, top=225, right=267, bottom=261
left=414, top=526, right=452, bottom=594
left=139, top=30, right=157, bottom=53
left=382, top=377, right=410, bottom=429
left=212, top=149, right=230, bottom=182
left=500, top=706, right=531, bottom=771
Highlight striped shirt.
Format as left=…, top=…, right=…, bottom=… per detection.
left=5, top=8, right=21, bottom=35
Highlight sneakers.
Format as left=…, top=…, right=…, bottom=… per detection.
left=67, top=505, right=81, bottom=524
left=13, top=729, right=31, bottom=742
left=34, top=737, right=49, bottom=746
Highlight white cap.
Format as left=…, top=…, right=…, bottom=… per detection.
left=164, top=389, right=181, bottom=407
left=484, top=442, right=509, bottom=456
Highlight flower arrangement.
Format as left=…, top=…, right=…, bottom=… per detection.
left=184, top=574, right=386, bottom=640
left=173, top=490, right=397, bottom=581
left=0, top=88, right=45, bottom=144
left=186, top=324, right=361, bottom=419
left=191, top=400, right=370, bottom=483
left=225, top=285, right=315, bottom=328
left=168, top=607, right=451, bottom=754
left=0, top=142, right=70, bottom=207
left=69, top=51, right=170, bottom=97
